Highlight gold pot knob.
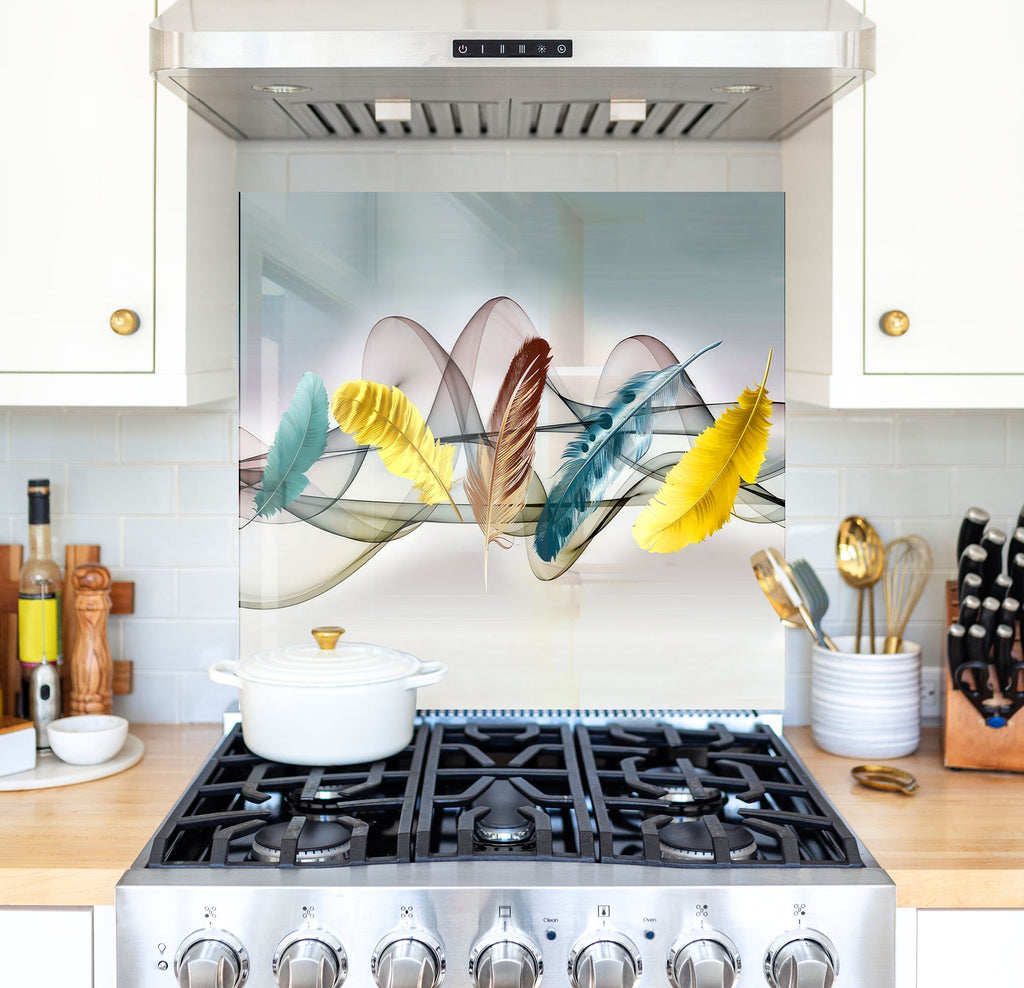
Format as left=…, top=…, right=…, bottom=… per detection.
left=109, top=309, right=140, bottom=336
left=311, top=626, right=345, bottom=650
left=880, top=310, right=910, bottom=337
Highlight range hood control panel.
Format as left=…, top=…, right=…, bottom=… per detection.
left=452, top=40, right=573, bottom=58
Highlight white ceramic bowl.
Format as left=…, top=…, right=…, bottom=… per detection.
left=47, top=715, right=128, bottom=765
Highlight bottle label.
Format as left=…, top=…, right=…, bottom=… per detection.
left=18, top=594, right=62, bottom=667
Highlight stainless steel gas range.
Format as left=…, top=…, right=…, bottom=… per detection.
left=116, top=710, right=894, bottom=988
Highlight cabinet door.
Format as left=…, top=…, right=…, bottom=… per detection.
left=0, top=907, right=94, bottom=987
left=0, top=0, right=154, bottom=373
left=917, top=910, right=1021, bottom=985
left=863, top=0, right=1024, bottom=376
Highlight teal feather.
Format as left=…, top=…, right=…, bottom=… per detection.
left=534, top=341, right=721, bottom=562
left=254, top=372, right=330, bottom=518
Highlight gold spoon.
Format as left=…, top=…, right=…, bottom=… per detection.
left=836, top=516, right=886, bottom=653
left=751, top=549, right=833, bottom=649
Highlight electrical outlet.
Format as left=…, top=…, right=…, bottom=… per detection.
left=920, top=667, right=942, bottom=720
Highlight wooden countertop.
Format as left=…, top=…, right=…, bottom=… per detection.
left=786, top=726, right=1024, bottom=909
left=1, top=725, right=1021, bottom=909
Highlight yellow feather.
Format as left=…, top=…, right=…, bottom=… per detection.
left=330, top=380, right=463, bottom=521
left=633, top=350, right=773, bottom=553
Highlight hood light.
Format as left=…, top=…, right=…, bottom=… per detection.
left=252, top=84, right=311, bottom=94
left=712, top=84, right=771, bottom=95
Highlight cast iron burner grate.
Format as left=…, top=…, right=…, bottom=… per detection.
left=143, top=717, right=862, bottom=869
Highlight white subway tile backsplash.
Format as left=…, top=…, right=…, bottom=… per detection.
left=179, top=569, right=239, bottom=619
left=118, top=568, right=179, bottom=619
left=898, top=413, right=1006, bottom=465
left=0, top=465, right=67, bottom=514
left=113, top=671, right=181, bottom=724
left=787, top=415, right=893, bottom=466
left=783, top=468, right=840, bottom=518
left=289, top=153, right=398, bottom=191
left=950, top=467, right=1024, bottom=521
left=179, top=672, right=239, bottom=724
left=1008, top=416, right=1024, bottom=464
left=397, top=152, right=508, bottom=190
left=123, top=619, right=235, bottom=672
left=618, top=153, right=728, bottom=192
left=507, top=152, right=618, bottom=191
left=123, top=517, right=235, bottom=567
left=181, top=465, right=239, bottom=515
left=121, top=412, right=230, bottom=463
left=47, top=516, right=123, bottom=567
left=69, top=465, right=176, bottom=515
left=842, top=468, right=951, bottom=518
left=10, top=412, right=117, bottom=463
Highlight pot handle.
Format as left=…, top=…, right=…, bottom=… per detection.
left=405, top=660, right=448, bottom=690
left=209, top=660, right=243, bottom=688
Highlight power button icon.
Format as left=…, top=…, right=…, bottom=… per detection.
left=457, top=44, right=468, bottom=54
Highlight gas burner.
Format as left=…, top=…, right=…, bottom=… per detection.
left=657, top=821, right=758, bottom=863
left=250, top=820, right=352, bottom=864
left=285, top=785, right=353, bottom=820
left=655, top=785, right=727, bottom=818
left=471, top=780, right=536, bottom=845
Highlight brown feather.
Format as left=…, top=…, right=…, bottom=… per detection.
left=466, top=337, right=552, bottom=581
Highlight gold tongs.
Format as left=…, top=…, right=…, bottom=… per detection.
left=851, top=764, right=919, bottom=795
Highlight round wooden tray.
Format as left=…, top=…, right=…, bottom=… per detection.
left=0, top=733, right=143, bottom=791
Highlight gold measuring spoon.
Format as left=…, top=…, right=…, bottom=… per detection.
left=836, top=516, right=886, bottom=653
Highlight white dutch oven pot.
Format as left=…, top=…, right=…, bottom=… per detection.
left=209, top=626, right=447, bottom=765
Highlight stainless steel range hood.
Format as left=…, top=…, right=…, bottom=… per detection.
left=151, top=0, right=874, bottom=142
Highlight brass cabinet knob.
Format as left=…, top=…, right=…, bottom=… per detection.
left=880, top=310, right=910, bottom=337
left=109, top=308, right=140, bottom=336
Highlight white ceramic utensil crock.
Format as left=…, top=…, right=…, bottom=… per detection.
left=209, top=626, right=446, bottom=765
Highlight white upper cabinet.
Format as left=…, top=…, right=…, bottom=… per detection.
left=785, top=0, right=1024, bottom=408
left=0, top=0, right=236, bottom=407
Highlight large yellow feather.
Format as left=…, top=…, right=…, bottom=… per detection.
left=331, top=380, right=463, bottom=521
left=633, top=350, right=773, bottom=553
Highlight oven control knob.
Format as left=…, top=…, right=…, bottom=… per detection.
left=175, top=930, right=249, bottom=988
left=469, top=933, right=543, bottom=988
left=372, top=931, right=445, bottom=988
left=273, top=932, right=347, bottom=988
left=668, top=932, right=740, bottom=988
left=568, top=934, right=642, bottom=988
left=764, top=931, right=839, bottom=988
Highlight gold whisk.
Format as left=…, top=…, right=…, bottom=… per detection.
left=882, top=535, right=933, bottom=654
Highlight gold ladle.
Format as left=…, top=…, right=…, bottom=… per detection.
left=836, top=516, right=886, bottom=653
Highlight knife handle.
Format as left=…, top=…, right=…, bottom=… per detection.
left=978, top=596, right=1002, bottom=650
left=994, top=624, right=1016, bottom=695
left=958, top=544, right=988, bottom=599
left=946, top=623, right=966, bottom=690
left=958, top=593, right=982, bottom=628
left=990, top=573, right=1014, bottom=603
left=965, top=623, right=993, bottom=698
left=998, top=596, right=1020, bottom=633
left=1008, top=527, right=1024, bottom=570
left=980, top=529, right=1007, bottom=588
left=957, top=506, right=990, bottom=563
left=1011, top=552, right=1024, bottom=605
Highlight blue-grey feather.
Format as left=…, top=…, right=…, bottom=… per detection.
left=254, top=372, right=330, bottom=518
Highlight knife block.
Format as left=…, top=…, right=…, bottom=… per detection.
left=943, top=580, right=1024, bottom=771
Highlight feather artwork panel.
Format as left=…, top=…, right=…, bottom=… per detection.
left=465, top=336, right=552, bottom=580
left=330, top=379, right=463, bottom=520
left=632, top=349, right=774, bottom=553
left=534, top=340, right=722, bottom=562
left=254, top=371, right=330, bottom=518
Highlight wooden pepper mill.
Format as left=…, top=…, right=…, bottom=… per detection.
left=69, top=564, right=113, bottom=715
